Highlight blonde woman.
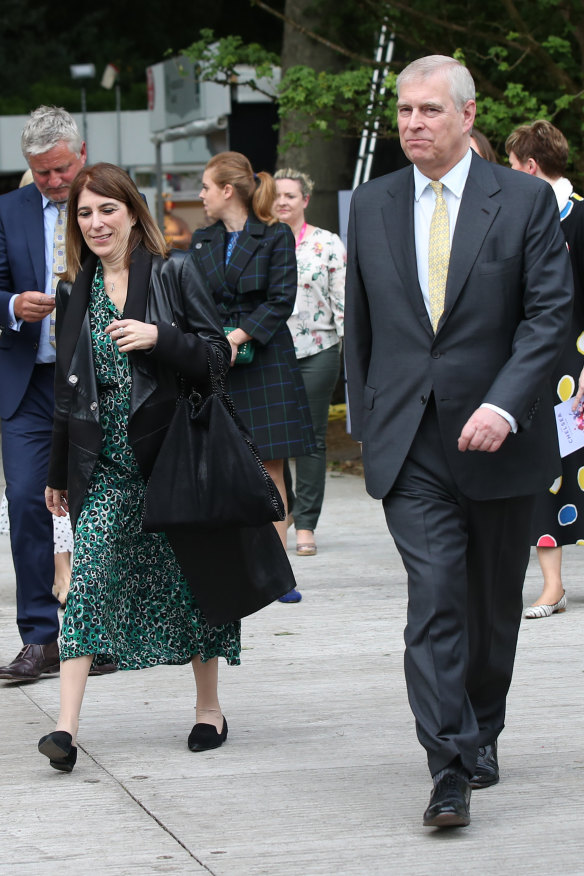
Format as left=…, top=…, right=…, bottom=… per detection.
left=273, top=168, right=345, bottom=558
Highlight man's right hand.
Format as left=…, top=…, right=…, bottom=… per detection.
left=13, top=291, right=55, bottom=323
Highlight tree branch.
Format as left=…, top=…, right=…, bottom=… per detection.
left=499, top=0, right=576, bottom=92
left=250, top=0, right=378, bottom=64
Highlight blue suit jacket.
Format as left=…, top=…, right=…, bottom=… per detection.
left=0, top=183, right=47, bottom=420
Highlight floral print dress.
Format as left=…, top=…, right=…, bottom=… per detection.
left=58, top=262, right=241, bottom=668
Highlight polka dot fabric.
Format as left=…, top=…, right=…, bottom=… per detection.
left=531, top=193, right=584, bottom=549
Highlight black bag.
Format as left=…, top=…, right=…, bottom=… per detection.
left=166, top=522, right=297, bottom=625
left=142, top=365, right=285, bottom=532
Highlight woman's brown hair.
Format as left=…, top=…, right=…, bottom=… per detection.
left=205, top=151, right=276, bottom=225
left=470, top=129, right=498, bottom=164
left=63, top=162, right=168, bottom=280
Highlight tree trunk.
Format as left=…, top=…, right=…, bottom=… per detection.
left=277, top=0, right=355, bottom=233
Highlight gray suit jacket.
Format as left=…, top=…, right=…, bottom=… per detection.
left=345, top=151, right=574, bottom=501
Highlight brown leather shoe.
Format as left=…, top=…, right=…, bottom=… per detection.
left=0, top=641, right=60, bottom=680
left=88, top=662, right=118, bottom=676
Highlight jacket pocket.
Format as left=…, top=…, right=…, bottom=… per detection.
left=477, top=253, right=522, bottom=276
left=363, top=384, right=376, bottom=410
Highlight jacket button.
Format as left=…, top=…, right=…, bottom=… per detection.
left=421, top=395, right=427, bottom=404
left=68, top=374, right=78, bottom=385
left=90, top=401, right=97, bottom=411
left=431, top=350, right=441, bottom=359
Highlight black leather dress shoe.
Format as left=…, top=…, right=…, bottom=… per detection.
left=470, top=741, right=499, bottom=789
left=423, top=772, right=471, bottom=828
left=188, top=717, right=228, bottom=751
left=0, top=641, right=60, bottom=680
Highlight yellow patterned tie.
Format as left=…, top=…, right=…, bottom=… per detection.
left=428, top=181, right=450, bottom=332
left=50, top=202, right=67, bottom=348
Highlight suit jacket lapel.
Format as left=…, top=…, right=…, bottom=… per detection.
left=23, top=185, right=46, bottom=291
left=383, top=169, right=433, bottom=336
left=224, top=214, right=264, bottom=288
left=194, top=223, right=226, bottom=290
left=440, top=154, right=501, bottom=329
left=124, top=247, right=158, bottom=414
left=124, top=246, right=152, bottom=321
left=59, top=254, right=95, bottom=372
left=60, top=256, right=97, bottom=414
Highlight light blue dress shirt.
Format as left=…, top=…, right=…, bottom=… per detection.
left=8, top=195, right=61, bottom=364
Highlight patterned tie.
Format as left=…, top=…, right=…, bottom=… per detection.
left=428, top=181, right=450, bottom=333
left=50, top=202, right=67, bottom=347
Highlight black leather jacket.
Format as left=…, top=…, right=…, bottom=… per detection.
left=48, top=245, right=230, bottom=528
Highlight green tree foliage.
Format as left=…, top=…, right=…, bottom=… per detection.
left=0, top=0, right=284, bottom=115
left=184, top=0, right=584, bottom=178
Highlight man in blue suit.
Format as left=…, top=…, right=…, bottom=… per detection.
left=0, top=106, right=87, bottom=680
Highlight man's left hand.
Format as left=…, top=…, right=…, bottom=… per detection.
left=458, top=408, right=511, bottom=453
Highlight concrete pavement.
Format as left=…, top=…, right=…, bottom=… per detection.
left=1, top=464, right=583, bottom=875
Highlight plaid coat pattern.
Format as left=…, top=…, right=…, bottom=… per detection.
left=191, top=215, right=315, bottom=459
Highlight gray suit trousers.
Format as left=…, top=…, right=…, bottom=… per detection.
left=383, top=396, right=534, bottom=777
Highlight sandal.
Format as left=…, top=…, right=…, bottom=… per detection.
left=296, top=543, right=317, bottom=556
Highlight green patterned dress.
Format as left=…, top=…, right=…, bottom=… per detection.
left=59, top=263, right=241, bottom=668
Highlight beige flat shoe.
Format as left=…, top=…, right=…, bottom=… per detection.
left=296, top=543, right=317, bottom=556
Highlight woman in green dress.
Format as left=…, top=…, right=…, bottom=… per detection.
left=39, top=163, right=238, bottom=773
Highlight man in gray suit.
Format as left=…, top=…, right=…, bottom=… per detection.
left=345, top=56, right=573, bottom=828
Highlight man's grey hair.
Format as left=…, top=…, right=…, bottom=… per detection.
left=396, top=56, right=476, bottom=111
left=21, top=105, right=82, bottom=159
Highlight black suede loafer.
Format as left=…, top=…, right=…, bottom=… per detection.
left=188, top=717, right=228, bottom=752
left=470, top=741, right=499, bottom=789
left=423, top=772, right=471, bottom=828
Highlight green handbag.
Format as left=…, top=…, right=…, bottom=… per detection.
left=224, top=326, right=255, bottom=365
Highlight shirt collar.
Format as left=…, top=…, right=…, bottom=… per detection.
left=43, top=194, right=67, bottom=210
left=549, top=176, right=573, bottom=213
left=413, top=147, right=473, bottom=201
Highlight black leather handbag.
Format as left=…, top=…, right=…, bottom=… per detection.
left=142, top=363, right=285, bottom=532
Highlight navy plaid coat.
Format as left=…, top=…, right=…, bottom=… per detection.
left=191, top=214, right=315, bottom=459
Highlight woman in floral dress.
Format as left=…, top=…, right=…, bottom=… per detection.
left=273, top=169, right=345, bottom=559
left=38, top=163, right=238, bottom=773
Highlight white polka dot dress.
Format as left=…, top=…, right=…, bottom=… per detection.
left=0, top=490, right=73, bottom=553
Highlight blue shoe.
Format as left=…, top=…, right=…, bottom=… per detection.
left=278, top=588, right=302, bottom=603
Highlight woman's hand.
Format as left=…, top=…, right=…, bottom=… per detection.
left=573, top=365, right=584, bottom=412
left=225, top=328, right=252, bottom=366
left=105, top=319, right=158, bottom=352
left=45, top=487, right=69, bottom=517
